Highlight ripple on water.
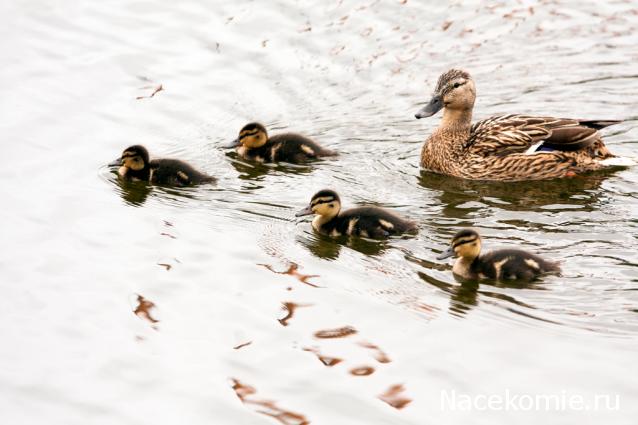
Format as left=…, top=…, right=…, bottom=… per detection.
left=5, top=0, right=638, bottom=423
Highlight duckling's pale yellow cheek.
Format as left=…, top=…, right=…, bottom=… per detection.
left=118, top=166, right=128, bottom=177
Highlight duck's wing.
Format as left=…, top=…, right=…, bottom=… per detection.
left=465, top=114, right=620, bottom=157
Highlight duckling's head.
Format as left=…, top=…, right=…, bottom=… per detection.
left=228, top=122, right=269, bottom=149
left=295, top=189, right=341, bottom=219
left=437, top=228, right=482, bottom=260
left=415, top=69, right=476, bottom=119
left=118, top=145, right=149, bottom=170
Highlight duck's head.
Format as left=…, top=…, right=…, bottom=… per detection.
left=295, top=189, right=341, bottom=219
left=437, top=228, right=482, bottom=260
left=227, top=122, right=269, bottom=149
left=415, top=69, right=476, bottom=119
left=111, top=145, right=149, bottom=170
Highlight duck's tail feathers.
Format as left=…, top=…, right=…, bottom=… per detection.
left=579, top=119, right=622, bottom=130
left=201, top=175, right=218, bottom=184
left=320, top=148, right=339, bottom=157
left=598, top=156, right=637, bottom=167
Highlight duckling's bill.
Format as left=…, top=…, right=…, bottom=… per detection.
left=437, top=246, right=455, bottom=260
left=108, top=157, right=122, bottom=167
left=295, top=205, right=314, bottom=217
left=225, top=138, right=240, bottom=149
left=415, top=95, right=443, bottom=119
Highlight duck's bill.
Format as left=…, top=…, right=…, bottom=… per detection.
left=295, top=205, right=314, bottom=217
left=224, top=138, right=240, bottom=149
left=436, top=246, right=455, bottom=260
left=415, top=95, right=443, bottom=119
left=108, top=158, right=122, bottom=167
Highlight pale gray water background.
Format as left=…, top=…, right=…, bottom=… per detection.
left=1, top=0, right=637, bottom=424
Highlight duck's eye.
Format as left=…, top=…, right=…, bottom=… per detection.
left=453, top=82, right=461, bottom=88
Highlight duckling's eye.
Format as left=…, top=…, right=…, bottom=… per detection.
left=328, top=203, right=334, bottom=208
left=453, top=82, right=461, bottom=88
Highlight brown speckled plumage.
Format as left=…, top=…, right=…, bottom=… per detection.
left=417, top=69, right=620, bottom=181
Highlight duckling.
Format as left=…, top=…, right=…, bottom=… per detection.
left=437, top=228, right=561, bottom=281
left=227, top=122, right=337, bottom=163
left=295, top=189, right=417, bottom=238
left=415, top=69, right=628, bottom=181
left=111, top=145, right=215, bottom=186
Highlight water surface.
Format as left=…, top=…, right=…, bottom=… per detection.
left=1, top=0, right=637, bottom=424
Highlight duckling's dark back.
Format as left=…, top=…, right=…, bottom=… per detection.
left=150, top=159, right=215, bottom=186
left=325, top=207, right=416, bottom=238
left=268, top=133, right=336, bottom=162
left=474, top=249, right=560, bottom=281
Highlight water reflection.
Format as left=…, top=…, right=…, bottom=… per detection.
left=302, top=347, right=343, bottom=367
left=378, top=384, right=412, bottom=410
left=419, top=170, right=615, bottom=214
left=278, top=302, right=312, bottom=327
left=106, top=167, right=217, bottom=207
left=133, top=294, right=159, bottom=329
left=313, top=326, right=358, bottom=339
left=417, top=268, right=548, bottom=319
left=296, top=233, right=342, bottom=260
left=296, top=231, right=394, bottom=260
left=259, top=263, right=320, bottom=288
left=112, top=175, right=153, bottom=206
left=358, top=341, right=391, bottom=364
left=231, top=378, right=310, bottom=425
left=226, top=152, right=314, bottom=180
left=233, top=341, right=252, bottom=350
left=349, top=366, right=375, bottom=376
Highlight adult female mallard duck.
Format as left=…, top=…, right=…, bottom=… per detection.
left=111, top=145, right=215, bottom=186
left=415, top=69, right=630, bottom=181
left=295, top=189, right=417, bottom=238
left=438, top=228, right=561, bottom=281
left=227, top=122, right=337, bottom=163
